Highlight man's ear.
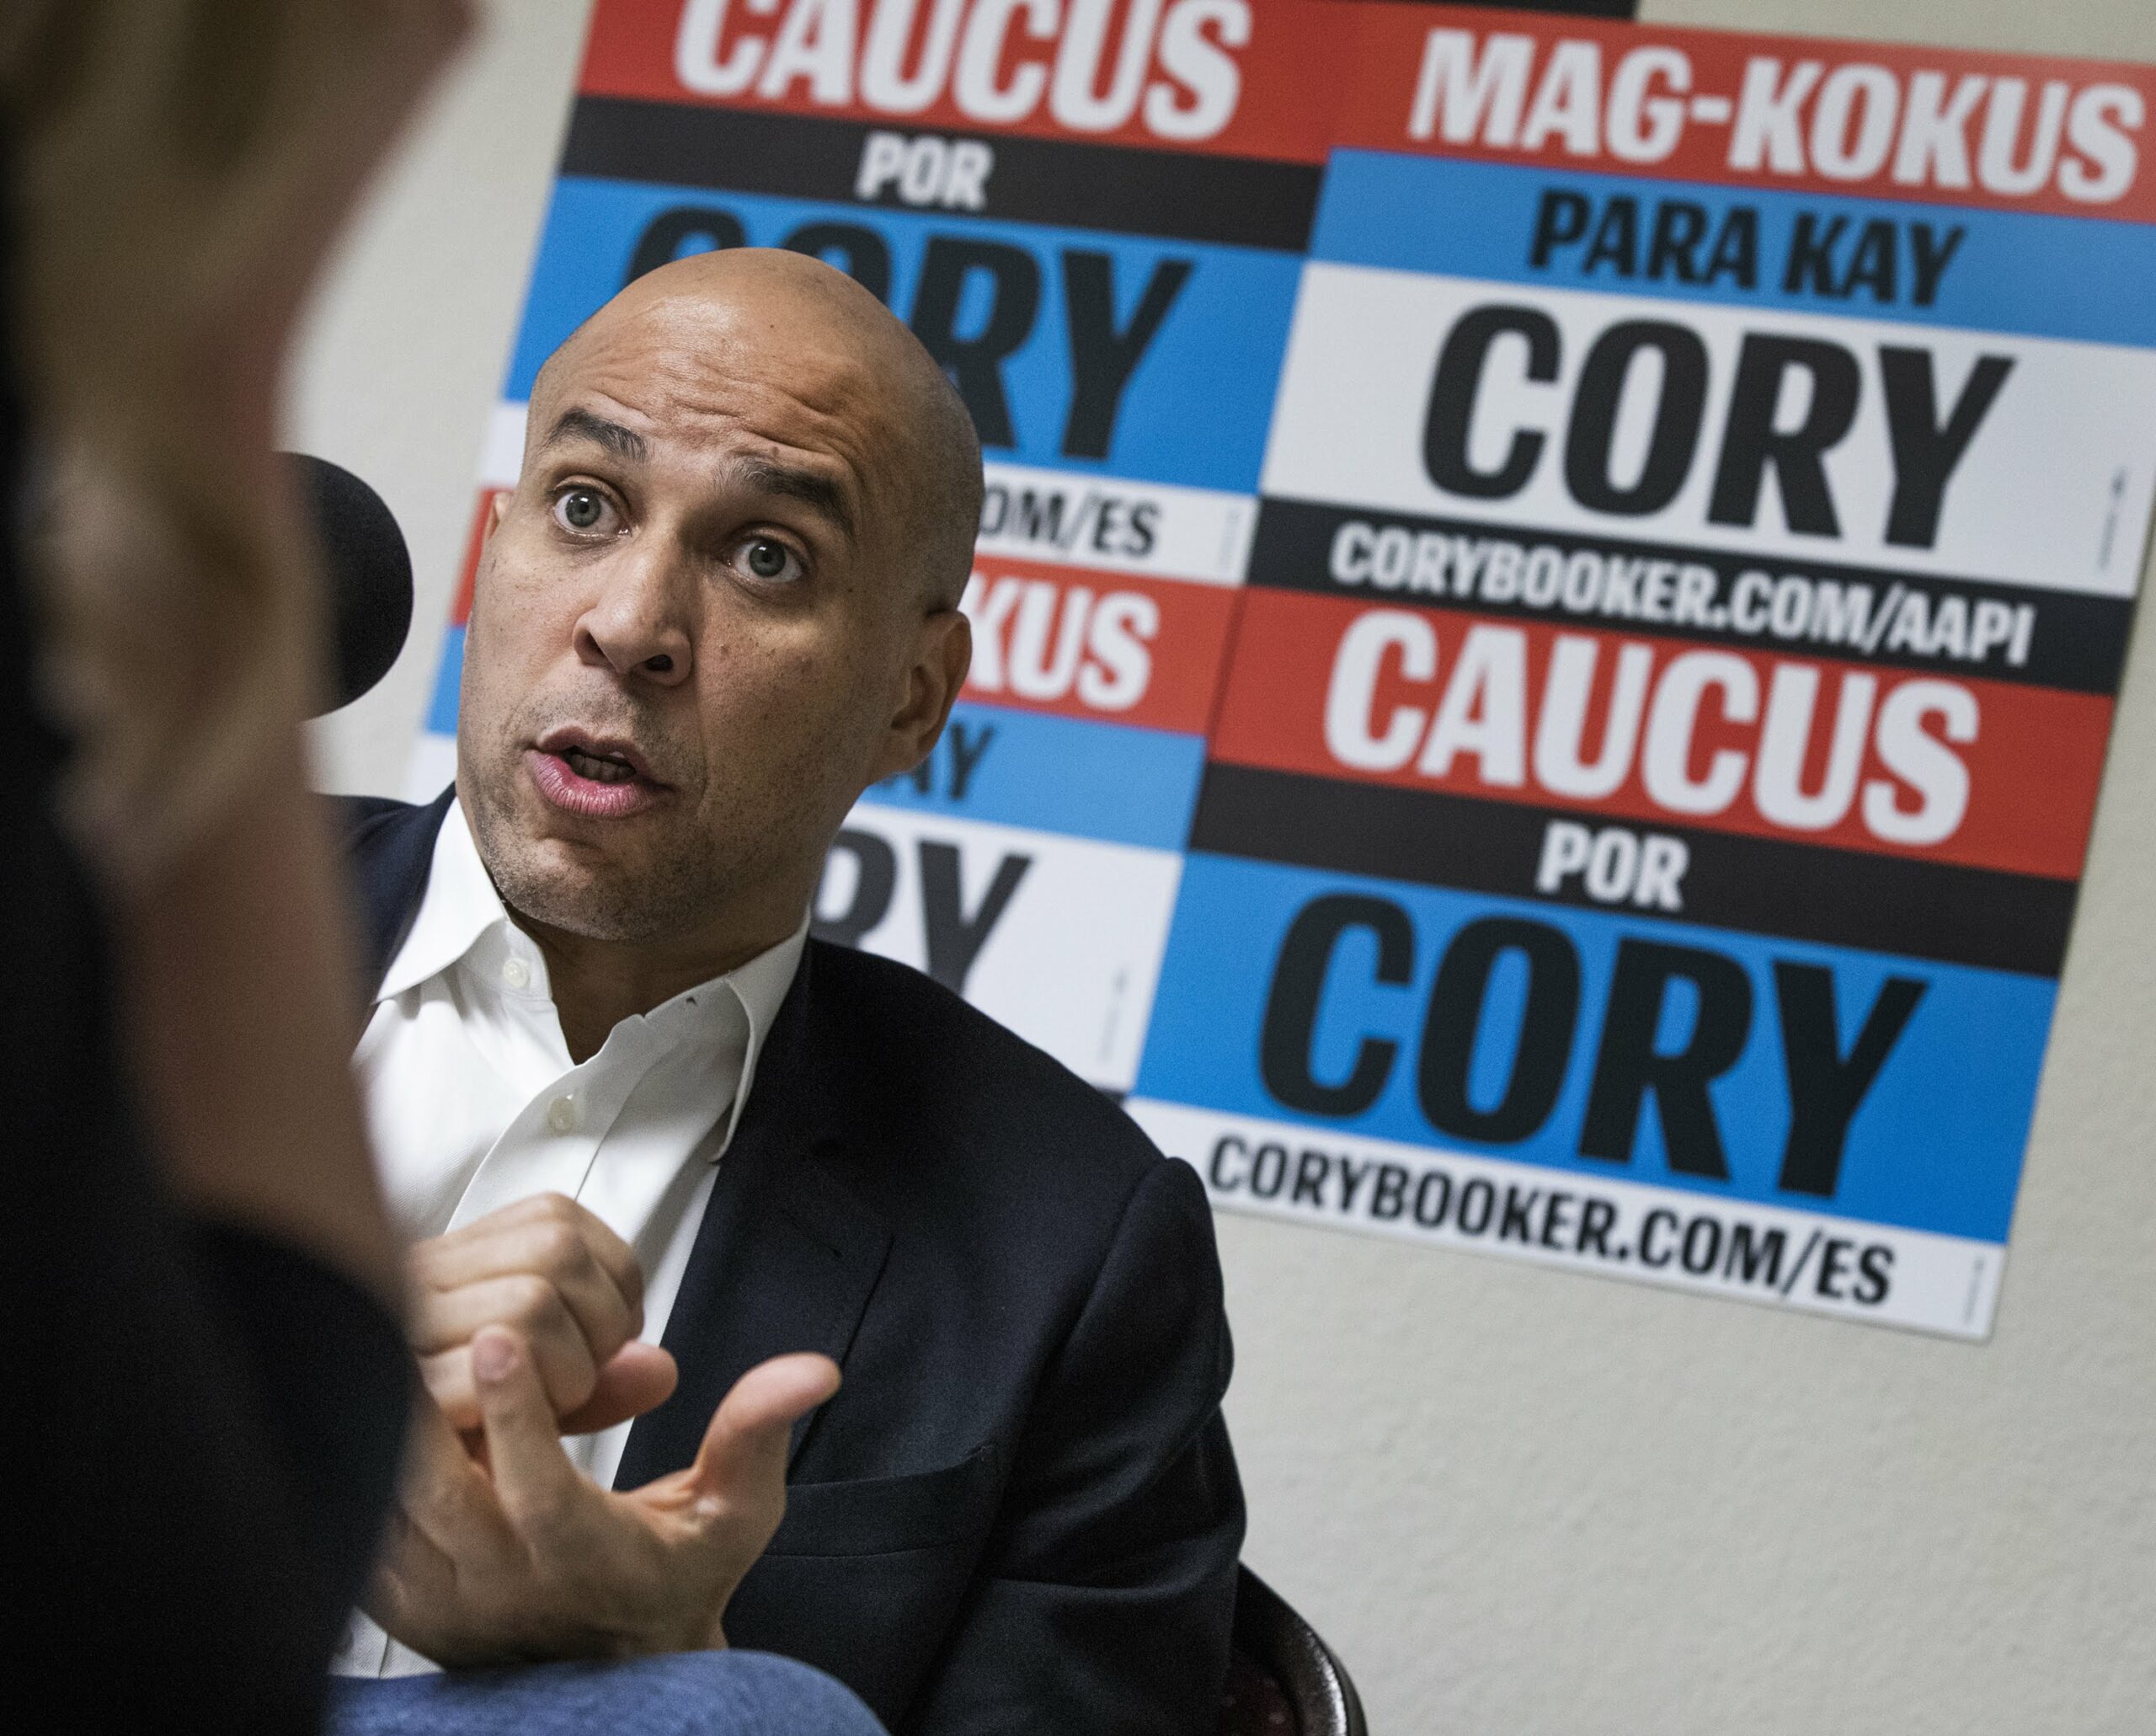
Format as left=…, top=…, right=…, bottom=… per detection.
left=462, top=488, right=512, bottom=622
left=868, top=608, right=971, bottom=784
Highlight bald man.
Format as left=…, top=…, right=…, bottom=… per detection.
left=332, top=250, right=1244, bottom=1733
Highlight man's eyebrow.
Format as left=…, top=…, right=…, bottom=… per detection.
left=727, top=454, right=857, bottom=545
left=540, top=407, right=648, bottom=462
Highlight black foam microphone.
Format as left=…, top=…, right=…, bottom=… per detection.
left=291, top=452, right=413, bottom=718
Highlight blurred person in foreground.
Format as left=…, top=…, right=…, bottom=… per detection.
left=3, top=4, right=878, bottom=1732
left=0, top=1, right=462, bottom=1726
left=331, top=245, right=1245, bottom=1730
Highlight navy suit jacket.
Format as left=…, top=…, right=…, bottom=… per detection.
left=343, top=791, right=1245, bottom=1733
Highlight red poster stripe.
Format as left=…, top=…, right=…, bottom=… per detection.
left=1209, top=589, right=2110, bottom=881
left=959, top=553, right=1235, bottom=736
left=450, top=489, right=509, bottom=628
left=579, top=0, right=1335, bottom=163
left=1336, top=3, right=2156, bottom=225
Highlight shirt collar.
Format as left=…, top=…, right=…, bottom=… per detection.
left=375, top=797, right=505, bottom=1003
left=710, top=918, right=807, bottom=1157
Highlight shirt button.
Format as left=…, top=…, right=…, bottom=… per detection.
left=546, top=1095, right=579, bottom=1135
left=502, top=956, right=531, bottom=990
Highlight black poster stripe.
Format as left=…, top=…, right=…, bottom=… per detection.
left=560, top=96, right=1321, bottom=253
left=1191, top=763, right=2075, bottom=977
left=1247, top=495, right=2134, bottom=696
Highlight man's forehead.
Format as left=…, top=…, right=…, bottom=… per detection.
left=522, top=252, right=979, bottom=590
left=535, top=293, right=899, bottom=488
left=543, top=282, right=886, bottom=416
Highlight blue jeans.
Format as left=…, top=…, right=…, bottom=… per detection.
left=325, top=1652, right=886, bottom=1736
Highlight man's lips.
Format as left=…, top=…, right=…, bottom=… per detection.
left=525, top=736, right=665, bottom=820
left=535, top=726, right=659, bottom=781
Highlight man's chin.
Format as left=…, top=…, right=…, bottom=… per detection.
left=469, top=798, right=659, bottom=940
left=494, top=852, right=655, bottom=943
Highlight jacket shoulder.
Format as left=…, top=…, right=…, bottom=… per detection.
left=334, top=791, right=419, bottom=843
left=804, top=940, right=1166, bottom=1193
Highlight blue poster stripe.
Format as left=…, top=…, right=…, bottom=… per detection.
left=1134, top=852, right=2051, bottom=1242
left=504, top=177, right=1305, bottom=494
left=1313, top=149, right=2156, bottom=349
left=425, top=624, right=466, bottom=738
left=856, top=700, right=1203, bottom=852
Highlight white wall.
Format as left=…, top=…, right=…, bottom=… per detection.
left=298, top=3, right=2156, bottom=1730
left=295, top=1, right=591, bottom=796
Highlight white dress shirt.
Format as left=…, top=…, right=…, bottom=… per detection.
left=334, top=798, right=806, bottom=1678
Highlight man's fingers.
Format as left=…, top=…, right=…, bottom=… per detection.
left=688, top=1354, right=842, bottom=1514
left=472, top=1326, right=588, bottom=1536
left=364, top=1500, right=455, bottom=1634
left=557, top=1342, right=680, bottom=1437
left=410, top=1271, right=596, bottom=1351
left=404, top=1380, right=482, bottom=1504
left=409, top=1196, right=645, bottom=1357
left=421, top=1340, right=586, bottom=1437
left=405, top=1196, right=650, bottom=1430
left=411, top=1207, right=644, bottom=1321
left=397, top=1381, right=513, bottom=1559
left=415, top=1274, right=602, bottom=1429
left=427, top=1335, right=677, bottom=1435
left=418, top=1195, right=644, bottom=1311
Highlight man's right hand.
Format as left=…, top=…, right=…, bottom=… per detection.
left=371, top=1329, right=840, bottom=1663
left=408, top=1193, right=677, bottom=1435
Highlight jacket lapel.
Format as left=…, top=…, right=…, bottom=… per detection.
left=616, top=945, right=892, bottom=1488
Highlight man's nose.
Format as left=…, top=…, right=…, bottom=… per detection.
left=574, top=547, right=693, bottom=686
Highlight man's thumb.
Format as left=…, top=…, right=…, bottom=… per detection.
left=558, top=1341, right=679, bottom=1436
left=691, top=1354, right=841, bottom=1509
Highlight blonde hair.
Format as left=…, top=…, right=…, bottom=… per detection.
left=4, top=0, right=359, bottom=885
left=29, top=436, right=323, bottom=886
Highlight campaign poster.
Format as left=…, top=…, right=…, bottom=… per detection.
left=1128, top=6, right=2156, bottom=1337
left=413, top=1, right=2156, bottom=1336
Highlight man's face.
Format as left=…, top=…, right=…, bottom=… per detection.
left=456, top=282, right=950, bottom=944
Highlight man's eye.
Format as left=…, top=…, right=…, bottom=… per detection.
left=553, top=488, right=610, bottom=533
left=737, top=537, right=803, bottom=584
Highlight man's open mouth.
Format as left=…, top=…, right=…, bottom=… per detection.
left=561, top=745, right=638, bottom=785
left=527, top=730, right=664, bottom=818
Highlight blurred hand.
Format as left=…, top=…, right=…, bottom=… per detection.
left=7, top=0, right=472, bottom=459
left=410, top=1193, right=680, bottom=1437
left=371, top=1327, right=841, bottom=1663
left=3, top=0, right=471, bottom=878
